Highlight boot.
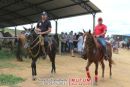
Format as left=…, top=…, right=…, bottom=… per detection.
left=103, top=47, right=109, bottom=60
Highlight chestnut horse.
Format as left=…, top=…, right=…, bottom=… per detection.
left=83, top=30, right=114, bottom=84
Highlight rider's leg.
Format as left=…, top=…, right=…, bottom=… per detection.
left=97, top=37, right=108, bottom=60
left=43, top=36, right=49, bottom=56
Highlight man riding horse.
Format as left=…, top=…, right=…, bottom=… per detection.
left=23, top=11, right=57, bottom=80
left=35, top=11, right=51, bottom=57
left=94, top=17, right=109, bottom=60
left=82, top=17, right=109, bottom=60
left=82, top=18, right=113, bottom=84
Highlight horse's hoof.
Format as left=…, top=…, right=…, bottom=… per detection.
left=32, top=78, right=36, bottom=81
left=51, top=70, right=56, bottom=74
left=54, top=71, right=56, bottom=74
left=32, top=76, right=36, bottom=81
left=110, top=76, right=112, bottom=79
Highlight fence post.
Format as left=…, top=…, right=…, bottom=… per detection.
left=58, top=35, right=61, bottom=55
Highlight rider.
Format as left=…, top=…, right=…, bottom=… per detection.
left=94, top=17, right=109, bottom=60
left=35, top=11, right=52, bottom=56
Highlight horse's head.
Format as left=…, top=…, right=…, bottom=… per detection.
left=23, top=27, right=35, bottom=43
left=83, top=29, right=96, bottom=50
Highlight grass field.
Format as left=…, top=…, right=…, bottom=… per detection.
left=0, top=50, right=25, bottom=87
left=0, top=74, right=24, bottom=86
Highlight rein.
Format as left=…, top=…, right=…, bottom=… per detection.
left=28, top=35, right=44, bottom=58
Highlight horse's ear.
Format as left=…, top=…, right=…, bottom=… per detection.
left=89, top=29, right=91, bottom=34
left=83, top=29, right=86, bottom=33
left=32, top=27, right=35, bottom=31
left=23, top=27, right=27, bottom=31
left=31, top=27, right=35, bottom=31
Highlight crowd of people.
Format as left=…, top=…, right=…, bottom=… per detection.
left=59, top=31, right=84, bottom=57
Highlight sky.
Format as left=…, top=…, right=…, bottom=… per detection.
left=10, top=0, right=130, bottom=35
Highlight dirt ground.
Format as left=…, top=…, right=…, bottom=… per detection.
left=0, top=49, right=130, bottom=87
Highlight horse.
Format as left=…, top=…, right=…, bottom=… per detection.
left=82, top=30, right=114, bottom=84
left=16, top=31, right=29, bottom=61
left=23, top=27, right=57, bottom=80
left=0, top=31, right=14, bottom=51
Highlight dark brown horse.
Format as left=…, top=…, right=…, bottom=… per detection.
left=83, top=30, right=114, bottom=84
left=23, top=27, right=57, bottom=80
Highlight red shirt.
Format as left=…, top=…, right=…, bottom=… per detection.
left=94, top=24, right=107, bottom=37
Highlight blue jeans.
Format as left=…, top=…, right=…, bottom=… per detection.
left=69, top=42, right=74, bottom=50
left=97, top=37, right=107, bottom=56
left=97, top=37, right=106, bottom=47
left=43, top=36, right=49, bottom=53
left=44, top=36, right=49, bottom=43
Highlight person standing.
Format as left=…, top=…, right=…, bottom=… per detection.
left=68, top=31, right=75, bottom=57
left=60, top=32, right=66, bottom=53
left=77, top=32, right=83, bottom=56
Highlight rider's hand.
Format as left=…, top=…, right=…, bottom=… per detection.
left=35, top=28, right=41, bottom=32
left=38, top=32, right=42, bottom=35
left=96, top=35, right=100, bottom=37
left=38, top=32, right=45, bottom=35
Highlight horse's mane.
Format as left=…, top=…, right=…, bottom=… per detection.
left=84, top=32, right=96, bottom=50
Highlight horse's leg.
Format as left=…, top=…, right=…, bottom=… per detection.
left=51, top=60, right=56, bottom=73
left=53, top=53, right=56, bottom=73
left=101, top=60, right=105, bottom=78
left=52, top=52, right=56, bottom=73
left=94, top=62, right=99, bottom=83
left=109, top=59, right=112, bottom=79
left=108, top=45, right=112, bottom=79
left=86, top=61, right=92, bottom=80
left=31, top=58, right=37, bottom=80
left=48, top=52, right=56, bottom=74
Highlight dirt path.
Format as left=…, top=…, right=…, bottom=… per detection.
left=0, top=49, right=130, bottom=87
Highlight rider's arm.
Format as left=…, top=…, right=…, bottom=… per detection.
left=40, top=27, right=51, bottom=35
left=35, top=22, right=41, bottom=32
